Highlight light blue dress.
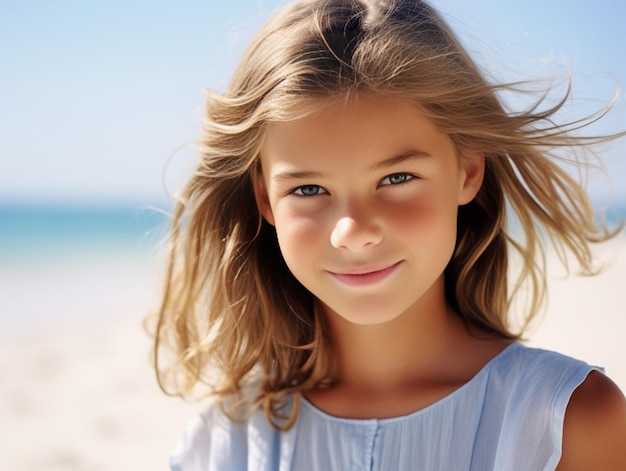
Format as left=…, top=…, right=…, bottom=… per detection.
left=170, top=343, right=600, bottom=470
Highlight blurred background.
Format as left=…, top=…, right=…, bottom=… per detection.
left=1, top=1, right=625, bottom=470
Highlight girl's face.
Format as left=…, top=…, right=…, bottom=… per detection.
left=255, top=94, right=484, bottom=326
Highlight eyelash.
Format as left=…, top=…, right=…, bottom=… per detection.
left=379, top=173, right=415, bottom=186
left=290, top=173, right=416, bottom=197
left=291, top=185, right=327, bottom=197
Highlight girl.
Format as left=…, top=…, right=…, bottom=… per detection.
left=153, top=0, right=626, bottom=469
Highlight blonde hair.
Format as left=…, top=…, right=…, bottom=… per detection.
left=151, top=0, right=622, bottom=428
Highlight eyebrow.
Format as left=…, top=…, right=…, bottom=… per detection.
left=370, top=150, right=432, bottom=171
left=271, top=150, right=432, bottom=183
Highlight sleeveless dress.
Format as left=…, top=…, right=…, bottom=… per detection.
left=170, top=343, right=601, bottom=471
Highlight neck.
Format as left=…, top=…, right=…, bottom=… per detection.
left=321, top=278, right=471, bottom=393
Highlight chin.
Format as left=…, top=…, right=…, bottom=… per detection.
left=320, top=301, right=409, bottom=327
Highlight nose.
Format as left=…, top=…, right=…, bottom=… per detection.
left=330, top=211, right=383, bottom=251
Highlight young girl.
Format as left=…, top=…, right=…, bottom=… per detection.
left=153, top=0, right=626, bottom=469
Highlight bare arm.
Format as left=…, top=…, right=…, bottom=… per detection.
left=557, top=371, right=626, bottom=470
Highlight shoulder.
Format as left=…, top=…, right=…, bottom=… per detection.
left=476, top=344, right=617, bottom=468
left=169, top=397, right=295, bottom=471
left=557, top=371, right=626, bottom=470
left=169, top=403, right=222, bottom=471
left=170, top=401, right=252, bottom=471
left=488, top=343, right=592, bottom=389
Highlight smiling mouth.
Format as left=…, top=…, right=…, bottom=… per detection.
left=328, top=262, right=402, bottom=287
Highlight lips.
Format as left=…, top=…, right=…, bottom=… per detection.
left=327, top=261, right=402, bottom=287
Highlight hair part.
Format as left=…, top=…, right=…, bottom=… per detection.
left=150, top=0, right=623, bottom=429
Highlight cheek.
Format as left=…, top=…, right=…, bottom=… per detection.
left=388, top=189, right=459, bottom=243
left=273, top=209, right=325, bottom=265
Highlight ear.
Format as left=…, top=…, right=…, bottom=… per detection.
left=252, top=165, right=276, bottom=226
left=458, top=151, right=485, bottom=205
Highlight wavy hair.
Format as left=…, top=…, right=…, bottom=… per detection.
left=151, top=0, right=622, bottom=429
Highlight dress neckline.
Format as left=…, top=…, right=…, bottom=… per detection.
left=299, top=342, right=521, bottom=425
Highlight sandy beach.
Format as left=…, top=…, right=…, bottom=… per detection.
left=1, top=237, right=625, bottom=471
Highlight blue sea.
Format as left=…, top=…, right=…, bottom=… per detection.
left=0, top=203, right=172, bottom=266
left=0, top=202, right=173, bottom=326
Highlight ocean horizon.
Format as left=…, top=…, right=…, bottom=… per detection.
left=0, top=202, right=172, bottom=266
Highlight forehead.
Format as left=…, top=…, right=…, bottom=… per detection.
left=261, top=93, right=451, bottom=160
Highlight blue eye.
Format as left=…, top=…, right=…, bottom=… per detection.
left=293, top=185, right=326, bottom=196
left=380, top=173, right=414, bottom=186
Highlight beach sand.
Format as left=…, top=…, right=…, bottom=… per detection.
left=1, top=238, right=625, bottom=471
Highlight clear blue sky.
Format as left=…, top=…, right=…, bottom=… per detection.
left=1, top=0, right=625, bottom=206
